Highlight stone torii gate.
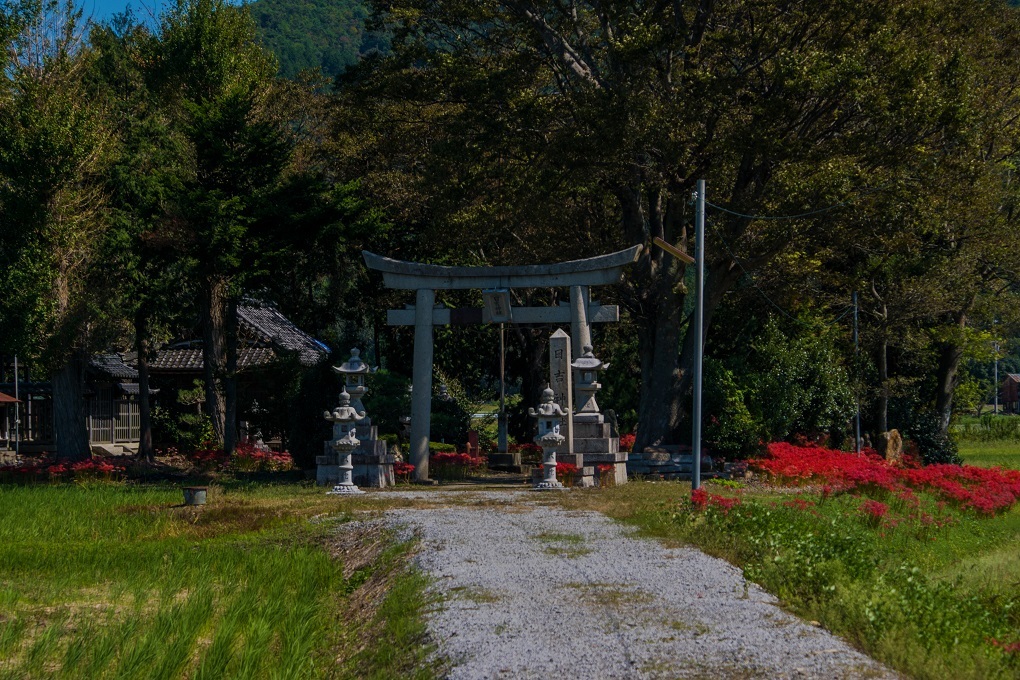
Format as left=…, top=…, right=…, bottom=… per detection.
left=363, top=245, right=641, bottom=482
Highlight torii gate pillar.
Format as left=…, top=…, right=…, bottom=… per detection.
left=410, top=288, right=436, bottom=482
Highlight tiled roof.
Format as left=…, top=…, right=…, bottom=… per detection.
left=88, top=354, right=139, bottom=380
left=1007, top=373, right=1020, bottom=383
left=237, top=300, right=329, bottom=366
left=149, top=301, right=328, bottom=373
left=150, top=347, right=277, bottom=372
left=116, top=383, right=159, bottom=395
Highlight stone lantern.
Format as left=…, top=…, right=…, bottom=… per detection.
left=528, top=386, right=568, bottom=490
left=323, top=390, right=365, bottom=495
left=572, top=344, right=608, bottom=423
left=333, top=348, right=375, bottom=420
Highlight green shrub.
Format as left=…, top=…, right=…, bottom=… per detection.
left=908, top=411, right=962, bottom=465
left=703, top=359, right=763, bottom=458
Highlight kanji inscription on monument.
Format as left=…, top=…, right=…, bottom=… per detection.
left=549, top=329, right=573, bottom=452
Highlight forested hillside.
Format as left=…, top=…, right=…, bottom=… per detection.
left=248, top=0, right=387, bottom=78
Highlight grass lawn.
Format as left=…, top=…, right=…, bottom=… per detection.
left=560, top=476, right=1020, bottom=680
left=959, top=440, right=1020, bottom=470
left=0, top=481, right=435, bottom=680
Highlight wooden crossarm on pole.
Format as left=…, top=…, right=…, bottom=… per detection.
left=652, top=237, right=695, bottom=265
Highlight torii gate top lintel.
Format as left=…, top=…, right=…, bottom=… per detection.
left=361, top=245, right=642, bottom=290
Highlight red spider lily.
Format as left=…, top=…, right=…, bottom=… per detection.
left=782, top=498, right=815, bottom=511
left=430, top=451, right=486, bottom=467
left=989, top=638, right=1020, bottom=655
left=755, top=442, right=1020, bottom=515
left=859, top=499, right=889, bottom=520
left=691, top=487, right=741, bottom=513
left=619, top=433, right=636, bottom=452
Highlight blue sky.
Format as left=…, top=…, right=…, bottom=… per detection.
left=78, top=0, right=172, bottom=22
left=78, top=0, right=243, bottom=24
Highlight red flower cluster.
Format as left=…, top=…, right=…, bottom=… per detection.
left=229, top=442, right=294, bottom=472
left=756, top=442, right=1020, bottom=515
left=859, top=499, right=890, bottom=523
left=782, top=498, right=815, bottom=511
left=394, top=461, right=415, bottom=477
left=186, top=442, right=293, bottom=473
left=556, top=462, right=578, bottom=475
left=430, top=452, right=486, bottom=467
left=989, top=638, right=1020, bottom=655
left=619, top=433, right=636, bottom=452
left=0, top=455, right=125, bottom=482
left=691, top=487, right=741, bottom=513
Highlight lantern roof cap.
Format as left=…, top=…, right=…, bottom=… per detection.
left=571, top=344, right=608, bottom=371
left=333, top=348, right=375, bottom=376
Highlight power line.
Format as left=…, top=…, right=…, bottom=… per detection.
left=714, top=228, right=853, bottom=329
left=705, top=187, right=883, bottom=221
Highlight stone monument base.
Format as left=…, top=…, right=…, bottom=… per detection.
left=555, top=420, right=628, bottom=485
left=532, top=463, right=595, bottom=488
left=317, top=435, right=395, bottom=488
left=488, top=451, right=523, bottom=471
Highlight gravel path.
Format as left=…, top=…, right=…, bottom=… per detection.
left=384, top=490, right=896, bottom=680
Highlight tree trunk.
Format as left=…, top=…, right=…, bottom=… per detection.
left=201, top=276, right=229, bottom=448
left=934, top=308, right=971, bottom=436
left=52, top=352, right=89, bottom=461
left=878, top=324, right=888, bottom=433
left=934, top=342, right=964, bottom=436
left=135, top=305, right=154, bottom=463
left=633, top=269, right=685, bottom=450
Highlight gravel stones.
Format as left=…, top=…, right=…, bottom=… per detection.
left=385, top=490, right=896, bottom=679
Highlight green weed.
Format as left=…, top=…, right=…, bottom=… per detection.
left=0, top=482, right=435, bottom=679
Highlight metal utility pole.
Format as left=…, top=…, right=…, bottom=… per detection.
left=692, top=180, right=705, bottom=492
left=853, top=292, right=861, bottom=454
left=13, top=355, right=20, bottom=458
left=994, top=339, right=1000, bottom=416
left=498, top=322, right=507, bottom=453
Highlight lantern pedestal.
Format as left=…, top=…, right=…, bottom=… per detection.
left=326, top=435, right=364, bottom=495
left=534, top=431, right=566, bottom=490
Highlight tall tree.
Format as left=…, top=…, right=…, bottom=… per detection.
left=0, top=0, right=114, bottom=460
left=87, top=13, right=194, bottom=462
left=336, top=0, right=1006, bottom=448
left=148, top=0, right=289, bottom=453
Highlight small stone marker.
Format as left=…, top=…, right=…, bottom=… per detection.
left=876, top=429, right=903, bottom=464
left=549, top=329, right=573, bottom=453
